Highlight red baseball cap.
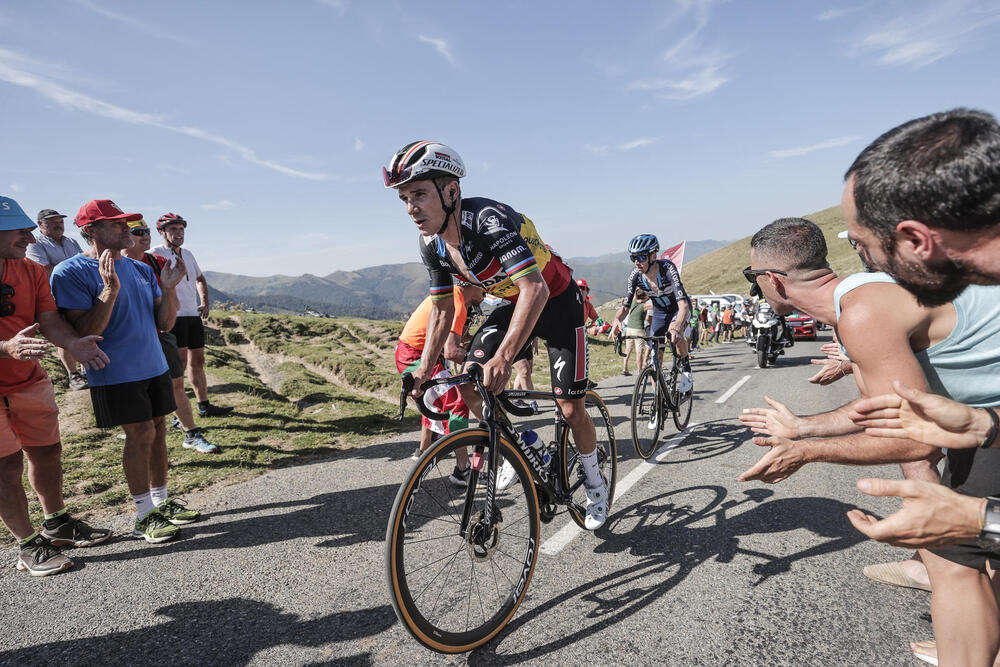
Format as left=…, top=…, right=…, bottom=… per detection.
left=74, top=199, right=143, bottom=227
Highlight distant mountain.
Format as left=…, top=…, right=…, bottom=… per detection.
left=206, top=239, right=730, bottom=318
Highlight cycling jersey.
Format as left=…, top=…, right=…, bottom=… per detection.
left=621, top=259, right=688, bottom=313
left=419, top=197, right=572, bottom=302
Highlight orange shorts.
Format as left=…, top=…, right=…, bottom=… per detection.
left=0, top=377, right=61, bottom=458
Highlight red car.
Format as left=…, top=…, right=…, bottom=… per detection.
left=785, top=311, right=817, bottom=340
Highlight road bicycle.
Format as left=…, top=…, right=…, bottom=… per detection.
left=616, top=333, right=693, bottom=460
left=385, top=367, right=617, bottom=653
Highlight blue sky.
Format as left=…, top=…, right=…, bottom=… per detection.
left=2, top=1, right=999, bottom=277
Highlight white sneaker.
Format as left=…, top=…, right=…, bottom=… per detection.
left=584, top=482, right=609, bottom=530
left=495, top=458, right=518, bottom=491
left=678, top=371, right=693, bottom=394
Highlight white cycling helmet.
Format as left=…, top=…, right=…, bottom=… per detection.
left=383, top=141, right=466, bottom=189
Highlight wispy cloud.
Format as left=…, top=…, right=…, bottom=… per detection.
left=850, top=0, right=1000, bottom=68
left=202, top=199, right=234, bottom=211
left=619, top=137, right=658, bottom=151
left=418, top=35, right=457, bottom=67
left=584, top=138, right=659, bottom=154
left=818, top=6, right=863, bottom=21
left=627, top=0, right=731, bottom=101
left=768, top=135, right=861, bottom=159
left=0, top=47, right=331, bottom=181
left=72, top=0, right=193, bottom=45
left=353, top=137, right=364, bottom=152
left=9, top=184, right=23, bottom=193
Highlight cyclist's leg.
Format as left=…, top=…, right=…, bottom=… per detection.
left=461, top=303, right=516, bottom=417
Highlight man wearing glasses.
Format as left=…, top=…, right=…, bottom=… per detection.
left=608, top=233, right=692, bottom=393
left=123, top=219, right=219, bottom=454
left=25, top=208, right=88, bottom=391
left=0, top=195, right=111, bottom=576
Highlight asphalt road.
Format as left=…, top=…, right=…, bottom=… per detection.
left=1, top=333, right=933, bottom=666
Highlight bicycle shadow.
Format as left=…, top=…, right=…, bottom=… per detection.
left=471, top=485, right=866, bottom=664
left=0, top=598, right=394, bottom=665
left=650, top=419, right=748, bottom=464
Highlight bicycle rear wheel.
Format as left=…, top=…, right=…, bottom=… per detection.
left=630, top=366, right=662, bottom=459
left=669, top=362, right=693, bottom=430
left=385, top=429, right=540, bottom=653
left=559, top=390, right=618, bottom=530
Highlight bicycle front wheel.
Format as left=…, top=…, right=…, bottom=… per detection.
left=385, top=429, right=540, bottom=653
left=670, top=363, right=693, bottom=430
left=559, top=390, right=618, bottom=530
left=630, top=366, right=662, bottom=459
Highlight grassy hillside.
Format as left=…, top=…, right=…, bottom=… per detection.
left=678, top=205, right=863, bottom=297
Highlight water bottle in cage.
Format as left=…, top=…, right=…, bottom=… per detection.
left=521, top=429, right=550, bottom=467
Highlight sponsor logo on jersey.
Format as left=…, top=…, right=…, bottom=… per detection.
left=498, top=248, right=522, bottom=264
left=488, top=231, right=519, bottom=251
left=554, top=387, right=563, bottom=396
left=480, top=214, right=504, bottom=236
left=461, top=211, right=474, bottom=229
left=474, top=349, right=485, bottom=358
left=480, top=325, right=498, bottom=341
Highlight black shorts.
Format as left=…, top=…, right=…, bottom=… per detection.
left=171, top=315, right=205, bottom=350
left=721, top=323, right=733, bottom=332
left=90, top=372, right=176, bottom=428
left=649, top=306, right=680, bottom=338
left=158, top=332, right=184, bottom=380
left=513, top=337, right=535, bottom=363
left=931, top=447, right=1000, bottom=569
left=467, top=283, right=587, bottom=399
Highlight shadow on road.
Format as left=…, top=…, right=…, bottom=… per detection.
left=471, top=485, right=865, bottom=664
left=0, top=599, right=394, bottom=665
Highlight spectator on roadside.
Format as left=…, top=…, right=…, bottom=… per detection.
left=51, top=199, right=201, bottom=544
left=738, top=215, right=1000, bottom=667
left=704, top=302, right=718, bottom=344
left=577, top=279, right=610, bottom=336
left=25, top=209, right=87, bottom=391
left=152, top=213, right=232, bottom=420
left=123, top=219, right=218, bottom=454
left=720, top=305, right=734, bottom=343
left=0, top=195, right=112, bottom=576
left=621, top=290, right=650, bottom=375
left=687, top=299, right=700, bottom=351
left=698, top=303, right=710, bottom=346
left=396, top=283, right=482, bottom=473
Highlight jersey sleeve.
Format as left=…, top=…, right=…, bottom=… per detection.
left=476, top=207, right=538, bottom=282
left=29, top=262, right=57, bottom=314
left=419, top=236, right=455, bottom=301
left=661, top=260, right=688, bottom=302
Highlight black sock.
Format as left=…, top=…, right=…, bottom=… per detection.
left=198, top=400, right=210, bottom=410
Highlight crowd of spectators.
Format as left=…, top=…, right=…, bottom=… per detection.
left=1, top=197, right=230, bottom=576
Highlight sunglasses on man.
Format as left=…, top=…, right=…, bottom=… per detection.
left=130, top=229, right=150, bottom=236
left=742, top=265, right=788, bottom=283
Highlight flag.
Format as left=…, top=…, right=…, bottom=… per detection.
left=659, top=241, right=686, bottom=273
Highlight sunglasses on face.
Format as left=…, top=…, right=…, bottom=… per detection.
left=630, top=253, right=651, bottom=263
left=130, top=229, right=150, bottom=236
left=742, top=265, right=789, bottom=283
left=0, top=283, right=14, bottom=317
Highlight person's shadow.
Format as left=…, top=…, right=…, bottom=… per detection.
left=0, top=598, right=395, bottom=666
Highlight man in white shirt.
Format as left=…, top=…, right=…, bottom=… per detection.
left=152, top=213, right=232, bottom=419
left=25, top=209, right=87, bottom=390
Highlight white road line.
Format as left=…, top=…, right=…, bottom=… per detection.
left=539, top=424, right=698, bottom=556
left=715, top=375, right=751, bottom=404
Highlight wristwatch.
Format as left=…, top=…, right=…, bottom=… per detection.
left=977, top=497, right=1000, bottom=551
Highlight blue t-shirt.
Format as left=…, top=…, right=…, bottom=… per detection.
left=51, top=254, right=168, bottom=386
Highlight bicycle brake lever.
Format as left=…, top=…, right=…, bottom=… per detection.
left=397, top=373, right=415, bottom=421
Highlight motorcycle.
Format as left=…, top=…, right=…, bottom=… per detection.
left=746, top=303, right=794, bottom=368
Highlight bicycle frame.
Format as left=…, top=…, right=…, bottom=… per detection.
left=397, top=370, right=584, bottom=543
left=618, top=334, right=681, bottom=411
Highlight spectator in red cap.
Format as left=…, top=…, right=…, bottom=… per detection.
left=25, top=208, right=88, bottom=391
left=51, top=199, right=202, bottom=544
left=577, top=279, right=610, bottom=336
left=0, top=195, right=112, bottom=577
left=152, top=213, right=233, bottom=419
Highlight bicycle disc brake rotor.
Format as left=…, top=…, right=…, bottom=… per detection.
left=466, top=508, right=503, bottom=561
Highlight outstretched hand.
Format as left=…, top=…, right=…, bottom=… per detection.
left=68, top=335, right=109, bottom=370
left=846, top=477, right=982, bottom=548
left=808, top=357, right=851, bottom=385
left=2, top=323, right=50, bottom=360
left=159, top=256, right=187, bottom=289
left=739, top=395, right=803, bottom=439
left=849, top=380, right=989, bottom=449
left=738, top=433, right=803, bottom=484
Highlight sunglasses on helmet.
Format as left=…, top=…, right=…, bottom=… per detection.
left=383, top=166, right=412, bottom=188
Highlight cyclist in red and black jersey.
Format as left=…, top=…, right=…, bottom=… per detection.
left=384, top=140, right=609, bottom=529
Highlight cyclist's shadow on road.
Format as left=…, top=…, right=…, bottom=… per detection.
left=471, top=485, right=867, bottom=665
left=0, top=598, right=394, bottom=666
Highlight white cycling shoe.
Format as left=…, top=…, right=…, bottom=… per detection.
left=678, top=371, right=693, bottom=394
left=584, top=481, right=609, bottom=530
left=495, top=458, right=518, bottom=491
